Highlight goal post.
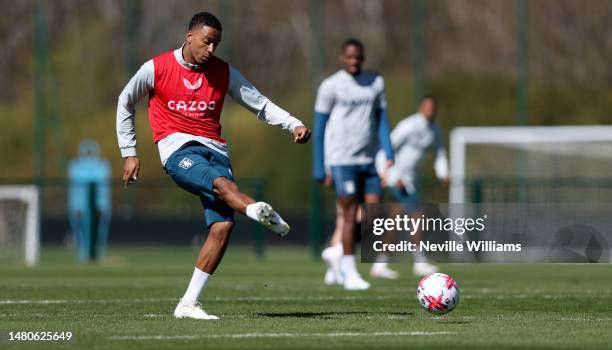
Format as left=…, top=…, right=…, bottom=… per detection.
left=0, top=185, right=40, bottom=266
left=449, top=125, right=612, bottom=203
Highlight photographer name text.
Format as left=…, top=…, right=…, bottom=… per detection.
left=373, top=240, right=522, bottom=252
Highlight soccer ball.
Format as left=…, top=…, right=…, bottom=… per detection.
left=417, top=273, right=459, bottom=315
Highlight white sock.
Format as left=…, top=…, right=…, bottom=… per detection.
left=340, top=255, right=358, bottom=277
left=323, top=243, right=342, bottom=260
left=245, top=203, right=259, bottom=221
left=331, top=243, right=343, bottom=256
left=181, top=267, right=211, bottom=305
left=413, top=249, right=429, bottom=263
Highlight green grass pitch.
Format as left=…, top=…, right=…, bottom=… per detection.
left=1, top=246, right=611, bottom=349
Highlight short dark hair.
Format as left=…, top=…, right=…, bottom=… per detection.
left=341, top=38, right=364, bottom=53
left=188, top=12, right=222, bottom=31
left=421, top=95, right=437, bottom=104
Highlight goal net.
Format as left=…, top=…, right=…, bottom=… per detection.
left=0, top=185, right=40, bottom=266
left=449, top=125, right=612, bottom=203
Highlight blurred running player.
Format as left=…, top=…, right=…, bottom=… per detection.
left=313, top=39, right=394, bottom=290
left=375, top=95, right=449, bottom=276
left=116, top=12, right=310, bottom=319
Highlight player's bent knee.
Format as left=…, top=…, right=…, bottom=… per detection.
left=213, top=177, right=239, bottom=197
left=208, top=221, right=234, bottom=242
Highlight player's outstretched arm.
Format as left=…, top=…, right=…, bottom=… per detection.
left=226, top=66, right=307, bottom=138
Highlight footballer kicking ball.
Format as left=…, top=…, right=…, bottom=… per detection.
left=417, top=273, right=459, bottom=315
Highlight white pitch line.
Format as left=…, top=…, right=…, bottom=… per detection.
left=0, top=295, right=393, bottom=305
left=558, top=317, right=612, bottom=321
left=109, top=331, right=457, bottom=340
left=0, top=298, right=176, bottom=305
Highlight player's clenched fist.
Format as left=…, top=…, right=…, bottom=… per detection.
left=293, top=126, right=311, bottom=144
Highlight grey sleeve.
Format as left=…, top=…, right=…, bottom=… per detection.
left=116, top=60, right=154, bottom=158
left=376, top=76, right=388, bottom=111
left=390, top=118, right=414, bottom=151
left=227, top=66, right=304, bottom=132
left=433, top=126, right=449, bottom=179
left=314, top=79, right=335, bottom=114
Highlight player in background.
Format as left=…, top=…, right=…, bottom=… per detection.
left=116, top=12, right=310, bottom=320
left=321, top=203, right=396, bottom=284
left=375, top=95, right=448, bottom=276
left=68, top=139, right=111, bottom=262
left=313, top=39, right=394, bottom=290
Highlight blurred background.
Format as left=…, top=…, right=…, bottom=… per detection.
left=1, top=0, right=611, bottom=263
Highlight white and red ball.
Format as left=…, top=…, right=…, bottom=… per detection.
left=417, top=273, right=459, bottom=315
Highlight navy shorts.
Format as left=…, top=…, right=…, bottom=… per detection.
left=330, top=164, right=382, bottom=198
left=165, top=144, right=235, bottom=227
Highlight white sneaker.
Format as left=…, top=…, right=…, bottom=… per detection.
left=413, top=262, right=439, bottom=277
left=174, top=299, right=219, bottom=320
left=324, top=268, right=337, bottom=285
left=321, top=245, right=343, bottom=285
left=370, top=263, right=400, bottom=280
left=343, top=274, right=371, bottom=291
left=254, top=202, right=290, bottom=237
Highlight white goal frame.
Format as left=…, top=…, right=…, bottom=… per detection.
left=0, top=185, right=40, bottom=266
left=449, top=125, right=612, bottom=203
